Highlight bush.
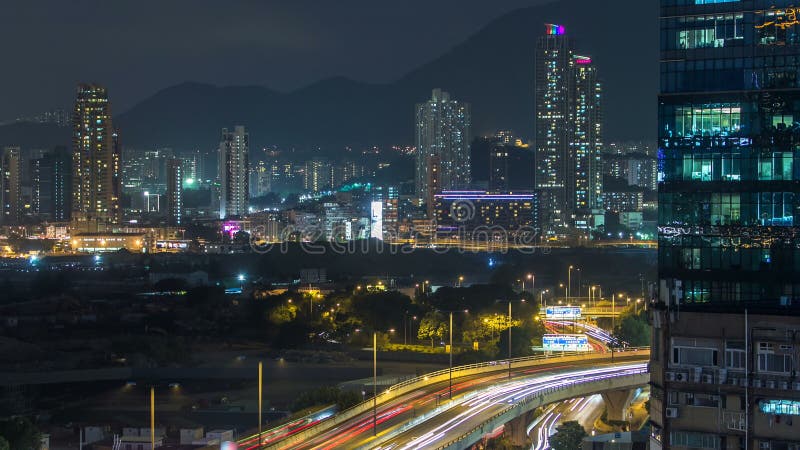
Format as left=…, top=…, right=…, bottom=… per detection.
left=290, top=386, right=362, bottom=412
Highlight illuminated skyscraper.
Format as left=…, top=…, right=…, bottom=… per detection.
left=415, top=89, right=471, bottom=210
left=535, top=24, right=602, bottom=233
left=652, top=2, right=800, bottom=449
left=166, top=158, right=183, bottom=226
left=218, top=126, right=249, bottom=218
left=569, top=55, right=603, bottom=214
left=71, top=84, right=121, bottom=231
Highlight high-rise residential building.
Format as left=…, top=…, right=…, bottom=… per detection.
left=489, top=144, right=510, bottom=192
left=303, top=158, right=330, bottom=193
left=181, top=150, right=204, bottom=185
left=1, top=147, right=22, bottom=225
left=415, top=89, right=471, bottom=210
left=71, top=84, right=121, bottom=232
left=218, top=126, right=249, bottom=219
left=166, top=158, right=183, bottom=226
left=32, top=146, right=71, bottom=221
left=535, top=24, right=602, bottom=233
left=373, top=185, right=399, bottom=239
left=651, top=3, right=800, bottom=450
left=250, top=160, right=270, bottom=197
left=426, top=155, right=442, bottom=220
left=489, top=138, right=535, bottom=192
left=627, top=156, right=658, bottom=191
left=569, top=54, right=603, bottom=213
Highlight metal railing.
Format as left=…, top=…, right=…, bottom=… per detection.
left=264, top=347, right=649, bottom=448
left=435, top=367, right=650, bottom=450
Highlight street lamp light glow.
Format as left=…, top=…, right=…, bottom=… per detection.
left=238, top=274, right=245, bottom=282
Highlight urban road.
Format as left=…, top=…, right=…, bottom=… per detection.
left=243, top=352, right=648, bottom=450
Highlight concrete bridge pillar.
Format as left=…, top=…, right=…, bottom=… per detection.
left=600, top=389, right=636, bottom=422
left=504, top=409, right=537, bottom=447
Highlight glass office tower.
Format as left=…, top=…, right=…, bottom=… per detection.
left=652, top=1, right=800, bottom=449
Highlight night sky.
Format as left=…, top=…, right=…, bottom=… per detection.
left=1, top=0, right=656, bottom=138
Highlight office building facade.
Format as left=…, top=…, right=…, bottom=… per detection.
left=432, top=190, right=539, bottom=240
left=652, top=2, right=800, bottom=449
left=415, top=89, right=471, bottom=209
left=71, top=84, right=121, bottom=231
left=218, top=126, right=249, bottom=219
left=535, top=24, right=603, bottom=234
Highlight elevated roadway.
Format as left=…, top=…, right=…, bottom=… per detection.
left=239, top=349, right=649, bottom=449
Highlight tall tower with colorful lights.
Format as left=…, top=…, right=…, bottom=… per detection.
left=534, top=24, right=603, bottom=235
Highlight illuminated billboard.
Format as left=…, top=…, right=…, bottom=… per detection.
left=545, top=306, right=582, bottom=320
left=543, top=334, right=590, bottom=352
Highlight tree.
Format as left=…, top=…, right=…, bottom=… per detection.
left=417, top=313, right=447, bottom=348
left=0, top=417, right=41, bottom=450
left=615, top=313, right=651, bottom=347
left=497, top=326, right=536, bottom=358
left=269, top=303, right=298, bottom=325
left=350, top=291, right=412, bottom=332
left=550, top=421, right=587, bottom=450
left=0, top=437, right=9, bottom=450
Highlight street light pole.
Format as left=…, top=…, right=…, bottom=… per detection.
left=373, top=332, right=377, bottom=436
left=568, top=265, right=574, bottom=302
left=258, top=361, right=263, bottom=449
left=150, top=387, right=155, bottom=450
left=403, top=311, right=407, bottom=345
left=529, top=274, right=534, bottom=296
left=449, top=312, right=453, bottom=400
left=508, top=301, right=512, bottom=379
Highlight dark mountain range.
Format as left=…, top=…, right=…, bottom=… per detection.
left=0, top=0, right=657, bottom=153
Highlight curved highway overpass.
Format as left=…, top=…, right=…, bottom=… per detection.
left=233, top=350, right=649, bottom=450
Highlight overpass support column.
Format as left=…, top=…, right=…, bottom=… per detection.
left=601, top=389, right=636, bottom=422
left=504, top=409, right=537, bottom=447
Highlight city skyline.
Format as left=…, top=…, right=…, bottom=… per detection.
left=0, top=0, right=657, bottom=146
left=0, top=2, right=753, bottom=450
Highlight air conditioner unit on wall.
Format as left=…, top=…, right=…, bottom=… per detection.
left=702, top=374, right=713, bottom=384
left=666, top=372, right=676, bottom=381
left=760, top=441, right=771, bottom=450
left=753, top=379, right=762, bottom=388
left=666, top=407, right=679, bottom=418
left=767, top=380, right=776, bottom=389
left=675, top=372, right=689, bottom=382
